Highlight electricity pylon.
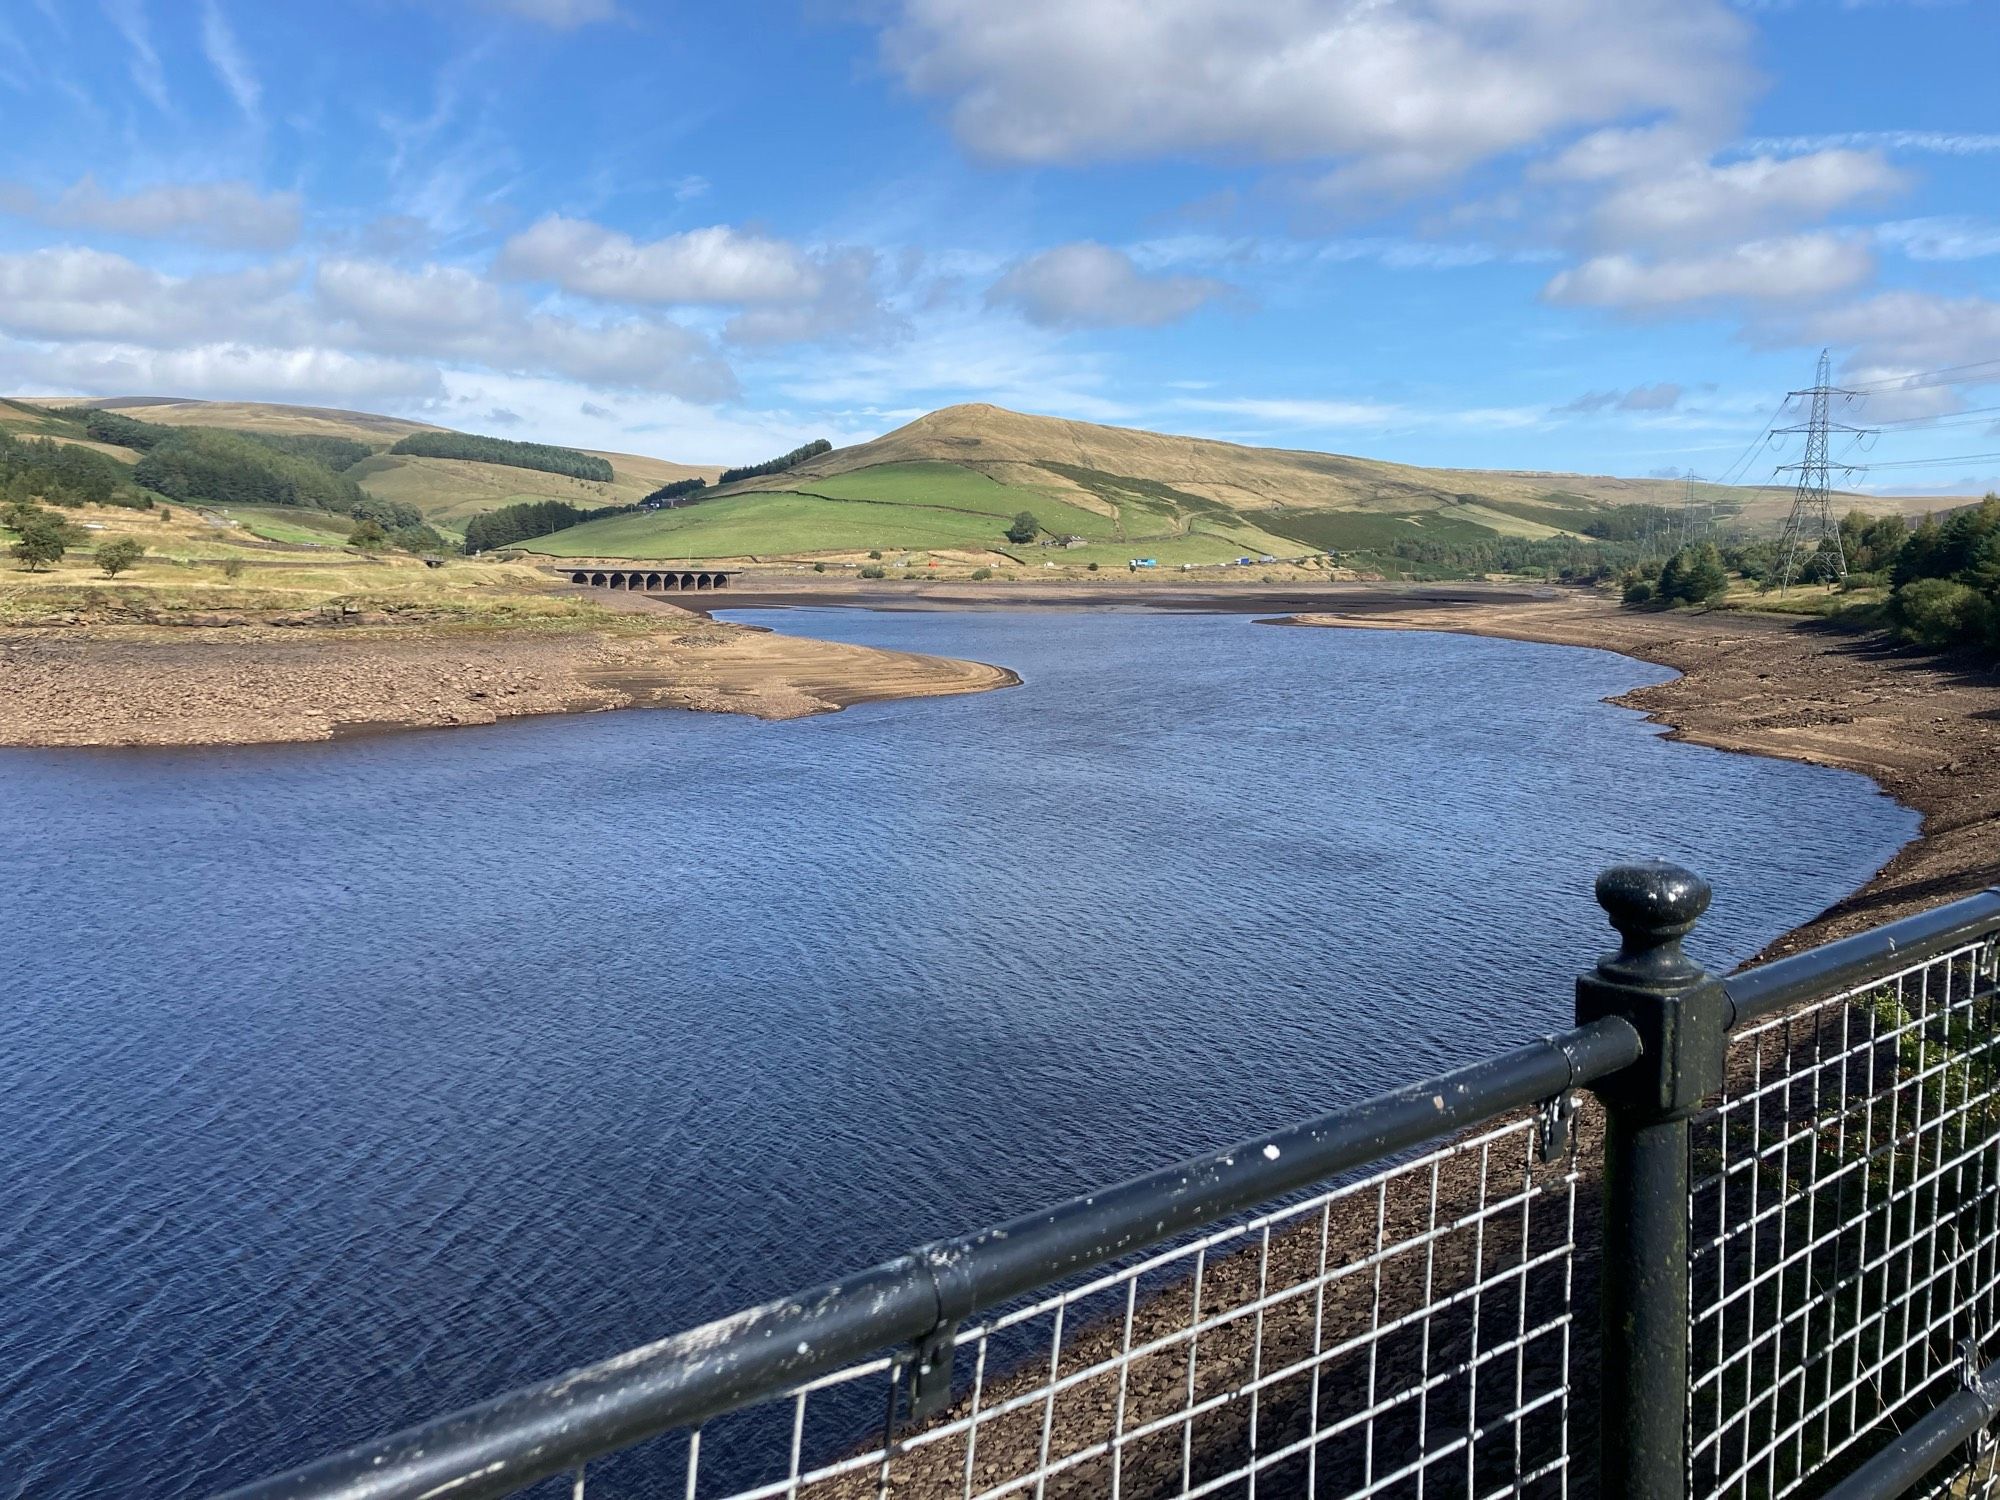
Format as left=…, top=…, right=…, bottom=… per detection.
left=1775, top=349, right=1872, bottom=592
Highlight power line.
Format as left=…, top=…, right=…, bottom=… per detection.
left=1844, top=356, right=2000, bottom=393
left=1875, top=402, right=2000, bottom=427
left=1858, top=451, right=2000, bottom=469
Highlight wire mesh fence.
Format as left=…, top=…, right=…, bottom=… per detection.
left=568, top=1115, right=1587, bottom=1500
left=1692, top=932, right=2000, bottom=1499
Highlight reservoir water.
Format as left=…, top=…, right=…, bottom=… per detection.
left=0, top=609, right=1917, bottom=1498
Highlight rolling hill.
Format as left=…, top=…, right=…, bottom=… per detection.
left=17, top=397, right=721, bottom=534
left=518, top=403, right=1929, bottom=564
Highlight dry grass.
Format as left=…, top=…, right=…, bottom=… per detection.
left=1, top=500, right=661, bottom=634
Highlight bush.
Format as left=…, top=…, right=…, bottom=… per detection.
left=859, top=565, right=886, bottom=579
left=1895, top=577, right=1988, bottom=650
left=1005, top=510, right=1039, bottom=543
left=1622, top=578, right=1655, bottom=607
left=1087, top=562, right=1099, bottom=572
left=220, top=557, right=246, bottom=580
left=867, top=550, right=882, bottom=560
left=94, top=538, right=145, bottom=577
left=812, top=561, right=826, bottom=573
left=970, top=567, right=991, bottom=581
left=348, top=519, right=390, bottom=551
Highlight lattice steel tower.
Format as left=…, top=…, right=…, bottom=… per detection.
left=1775, top=349, right=1871, bottom=591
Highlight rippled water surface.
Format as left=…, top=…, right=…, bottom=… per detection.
left=0, top=609, right=1917, bottom=1498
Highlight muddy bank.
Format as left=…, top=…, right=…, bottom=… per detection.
left=1283, top=590, right=2000, bottom=956
left=0, top=618, right=1017, bottom=748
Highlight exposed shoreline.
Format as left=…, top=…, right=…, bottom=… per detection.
left=1278, top=590, right=2000, bottom=958
left=0, top=611, right=1019, bottom=749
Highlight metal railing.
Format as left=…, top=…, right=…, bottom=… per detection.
left=206, top=864, right=2000, bottom=1500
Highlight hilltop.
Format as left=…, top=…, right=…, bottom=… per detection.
left=519, top=401, right=1923, bottom=566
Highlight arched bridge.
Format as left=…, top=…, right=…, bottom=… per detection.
left=562, top=567, right=731, bottom=593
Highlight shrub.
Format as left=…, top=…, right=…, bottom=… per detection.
left=1895, top=577, right=1987, bottom=651
left=867, top=549, right=882, bottom=560
left=220, top=557, right=246, bottom=580
left=812, top=561, right=826, bottom=573
left=859, top=565, right=886, bottom=580
left=94, top=538, right=145, bottom=577
left=1087, top=561, right=1099, bottom=572
left=1005, top=510, right=1039, bottom=543
left=348, top=519, right=390, bottom=551
left=1622, top=578, right=1655, bottom=607
left=970, top=567, right=991, bottom=581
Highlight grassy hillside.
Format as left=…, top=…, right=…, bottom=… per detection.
left=517, top=403, right=1939, bottom=564
left=526, top=458, right=1308, bottom=564
left=13, top=397, right=720, bottom=534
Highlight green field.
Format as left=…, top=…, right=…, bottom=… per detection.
left=219, top=506, right=356, bottom=545
left=518, top=460, right=1312, bottom=560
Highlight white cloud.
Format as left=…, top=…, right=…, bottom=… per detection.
left=1806, top=292, right=2000, bottom=403
left=200, top=1, right=261, bottom=122
left=316, top=257, right=738, bottom=400
left=883, top=0, right=1752, bottom=190
left=0, top=176, right=301, bottom=250
left=1, top=339, right=444, bottom=407
left=1542, top=234, right=1873, bottom=308
left=1590, top=151, right=1904, bottom=250
left=318, top=257, right=506, bottom=340
left=724, top=248, right=902, bottom=346
left=497, top=216, right=821, bottom=304
left=987, top=242, right=1229, bottom=329
left=0, top=248, right=738, bottom=405
left=1875, top=217, right=2000, bottom=262
left=0, top=247, right=306, bottom=345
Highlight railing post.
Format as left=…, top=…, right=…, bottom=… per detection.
left=1576, top=862, right=1730, bottom=1500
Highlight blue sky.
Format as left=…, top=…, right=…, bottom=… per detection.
left=0, top=0, right=1996, bottom=491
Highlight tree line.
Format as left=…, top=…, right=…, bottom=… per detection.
left=0, top=430, right=147, bottom=509
left=1611, top=499, right=2000, bottom=656
left=643, top=477, right=708, bottom=504
left=463, top=498, right=637, bottom=552
left=80, top=409, right=375, bottom=473
left=388, top=431, right=614, bottom=482
left=718, top=438, right=830, bottom=485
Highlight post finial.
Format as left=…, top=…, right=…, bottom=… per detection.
left=1593, top=861, right=1712, bottom=985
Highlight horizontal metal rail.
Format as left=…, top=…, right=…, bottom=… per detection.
left=1722, top=888, right=2000, bottom=1026
left=1818, top=1352, right=2000, bottom=1500
left=212, top=1015, right=1642, bottom=1500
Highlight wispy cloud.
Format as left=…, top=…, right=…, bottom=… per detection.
left=1741, top=130, right=2000, bottom=157
left=200, top=1, right=261, bottom=123
left=1876, top=217, right=2000, bottom=261
left=101, top=0, right=170, bottom=115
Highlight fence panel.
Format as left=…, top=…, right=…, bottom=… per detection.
left=1693, top=932, right=2000, bottom=1499
left=641, top=1115, right=1583, bottom=1500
